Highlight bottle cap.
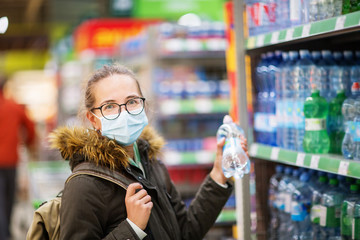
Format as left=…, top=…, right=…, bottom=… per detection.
left=352, top=82, right=360, bottom=91
left=300, top=172, right=310, bottom=182
left=276, top=165, right=284, bottom=173
left=319, top=176, right=327, bottom=183
left=223, top=115, right=233, bottom=124
left=329, top=178, right=338, bottom=186
left=285, top=167, right=293, bottom=175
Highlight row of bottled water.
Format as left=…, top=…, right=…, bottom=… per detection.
left=254, top=49, right=360, bottom=159
left=246, top=0, right=360, bottom=36
left=269, top=165, right=360, bottom=240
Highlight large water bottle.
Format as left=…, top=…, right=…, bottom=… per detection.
left=310, top=172, right=328, bottom=240
left=275, top=0, right=290, bottom=29
left=268, top=165, right=284, bottom=239
left=315, top=50, right=334, bottom=101
left=303, top=90, right=330, bottom=153
left=319, top=177, right=345, bottom=239
left=354, top=200, right=360, bottom=240
left=290, top=172, right=313, bottom=239
left=329, top=51, right=346, bottom=99
left=277, top=167, right=294, bottom=239
left=289, top=0, right=304, bottom=26
left=268, top=51, right=282, bottom=146
left=343, top=51, right=355, bottom=96
left=283, top=51, right=299, bottom=150
left=328, top=90, right=346, bottom=154
left=216, top=115, right=250, bottom=179
left=350, top=51, right=360, bottom=83
left=341, top=184, right=360, bottom=240
left=254, top=53, right=269, bottom=144
left=308, top=0, right=319, bottom=22
left=342, top=82, right=360, bottom=159
left=293, top=50, right=315, bottom=152
left=353, top=98, right=360, bottom=161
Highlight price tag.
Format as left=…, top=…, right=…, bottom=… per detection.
left=310, top=155, right=320, bottom=169
left=302, top=24, right=311, bottom=38
left=285, top=28, right=294, bottom=41
left=270, top=147, right=280, bottom=160
left=271, top=31, right=280, bottom=44
left=338, top=161, right=350, bottom=175
left=335, top=15, right=346, bottom=30
left=256, top=35, right=265, bottom=47
left=250, top=144, right=258, bottom=156
left=296, top=153, right=305, bottom=166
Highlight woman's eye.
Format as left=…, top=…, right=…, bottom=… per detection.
left=104, top=104, right=116, bottom=110
left=128, top=99, right=137, bottom=105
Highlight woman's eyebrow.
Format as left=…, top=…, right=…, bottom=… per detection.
left=125, top=95, right=140, bottom=100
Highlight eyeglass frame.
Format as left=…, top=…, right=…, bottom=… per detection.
left=90, top=97, right=146, bottom=120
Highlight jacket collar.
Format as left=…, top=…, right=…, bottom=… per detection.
left=49, top=126, right=165, bottom=170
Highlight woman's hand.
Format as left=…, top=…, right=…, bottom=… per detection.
left=210, top=136, right=249, bottom=185
left=125, top=183, right=153, bottom=230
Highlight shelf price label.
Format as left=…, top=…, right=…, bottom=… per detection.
left=310, top=155, right=320, bottom=169
left=335, top=15, right=346, bottom=30
left=285, top=28, right=294, bottom=41
left=338, top=160, right=350, bottom=175
left=256, top=35, right=265, bottom=47
left=270, top=147, right=280, bottom=160
left=271, top=31, right=280, bottom=44
left=296, top=153, right=306, bottom=166
left=302, top=24, right=311, bottom=38
left=249, top=144, right=258, bottom=157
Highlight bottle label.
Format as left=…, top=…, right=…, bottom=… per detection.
left=254, top=112, right=267, bottom=132
left=276, top=101, right=284, bottom=127
left=352, top=122, right=360, bottom=142
left=305, top=118, right=326, bottom=131
left=311, top=204, right=321, bottom=224
left=291, top=200, right=309, bottom=221
left=284, top=99, right=294, bottom=127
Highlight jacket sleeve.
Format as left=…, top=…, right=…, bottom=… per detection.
left=160, top=163, right=234, bottom=240
left=60, top=175, right=141, bottom=240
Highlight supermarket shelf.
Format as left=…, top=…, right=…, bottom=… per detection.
left=246, top=11, right=360, bottom=50
left=249, top=143, right=360, bottom=179
left=159, top=98, right=230, bottom=115
left=157, top=50, right=226, bottom=60
left=163, top=150, right=215, bottom=165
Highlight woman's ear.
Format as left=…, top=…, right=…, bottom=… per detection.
left=86, top=111, right=101, bottom=130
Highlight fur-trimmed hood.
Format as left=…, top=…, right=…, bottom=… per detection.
left=49, top=126, right=165, bottom=170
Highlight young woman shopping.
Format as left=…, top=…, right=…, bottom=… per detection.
left=50, top=63, right=248, bottom=240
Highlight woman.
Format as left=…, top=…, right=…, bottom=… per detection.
left=50, top=64, right=248, bottom=240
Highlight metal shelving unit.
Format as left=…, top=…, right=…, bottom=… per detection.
left=232, top=1, right=360, bottom=239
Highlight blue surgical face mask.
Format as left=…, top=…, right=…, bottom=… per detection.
left=93, top=110, right=148, bottom=146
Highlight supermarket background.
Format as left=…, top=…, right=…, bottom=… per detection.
left=1, top=0, right=360, bottom=239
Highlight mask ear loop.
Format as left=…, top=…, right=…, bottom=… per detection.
left=90, top=111, right=102, bottom=133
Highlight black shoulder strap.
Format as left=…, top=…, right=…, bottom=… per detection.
left=66, top=162, right=134, bottom=190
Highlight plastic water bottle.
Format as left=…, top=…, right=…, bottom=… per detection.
left=329, top=51, right=346, bottom=99
left=341, top=184, right=360, bottom=240
left=315, top=50, right=334, bottom=101
left=308, top=0, right=319, bottom=22
left=277, top=167, right=294, bottom=239
left=254, top=53, right=269, bottom=144
left=290, top=172, right=313, bottom=239
left=319, top=177, right=345, bottom=239
left=276, top=0, right=290, bottom=29
left=289, top=0, right=304, bottom=26
left=276, top=52, right=288, bottom=148
left=216, top=115, right=250, bottom=179
left=342, top=82, right=360, bottom=159
left=328, top=90, right=346, bottom=154
left=268, top=165, right=284, bottom=239
left=354, top=200, right=360, bottom=240
left=268, top=51, right=282, bottom=146
left=351, top=51, right=360, bottom=84
left=303, top=90, right=330, bottom=153
left=283, top=51, right=299, bottom=150
left=343, top=51, right=355, bottom=96
left=293, top=50, right=315, bottom=152
left=353, top=98, right=360, bottom=161
left=310, top=172, right=328, bottom=240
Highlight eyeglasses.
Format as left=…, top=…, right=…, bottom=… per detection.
left=91, top=97, right=145, bottom=120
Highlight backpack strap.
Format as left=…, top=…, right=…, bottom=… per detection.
left=66, top=162, right=134, bottom=190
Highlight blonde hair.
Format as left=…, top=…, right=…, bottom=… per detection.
left=78, top=63, right=144, bottom=124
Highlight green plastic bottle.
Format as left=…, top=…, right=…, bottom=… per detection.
left=341, top=184, right=360, bottom=240
left=354, top=201, right=360, bottom=240
left=328, top=91, right=346, bottom=154
left=303, top=90, right=330, bottom=153
left=343, top=0, right=351, bottom=14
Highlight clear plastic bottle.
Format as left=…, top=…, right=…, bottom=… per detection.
left=293, top=50, right=315, bottom=152
left=283, top=51, right=299, bottom=150
left=268, top=165, right=284, bottom=239
left=354, top=200, right=360, bottom=240
left=341, top=184, right=360, bottom=240
left=329, top=51, right=345, bottom=99
left=342, top=82, right=360, bottom=159
left=216, top=115, right=250, bottom=179
left=350, top=51, right=360, bottom=84
left=353, top=98, right=360, bottom=161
